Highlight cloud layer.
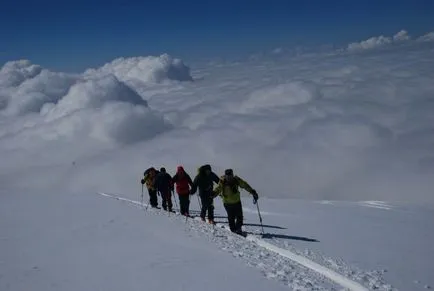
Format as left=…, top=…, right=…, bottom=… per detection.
left=1, top=32, right=434, bottom=205
left=0, top=54, right=192, bottom=146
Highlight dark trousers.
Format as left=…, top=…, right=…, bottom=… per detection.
left=160, top=190, right=173, bottom=211
left=224, top=202, right=243, bottom=232
left=148, top=189, right=158, bottom=207
left=178, top=194, right=190, bottom=215
left=200, top=193, right=214, bottom=221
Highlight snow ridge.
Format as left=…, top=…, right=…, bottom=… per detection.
left=245, top=235, right=368, bottom=291
left=212, top=222, right=369, bottom=291
left=95, top=192, right=390, bottom=291
left=97, top=192, right=338, bottom=290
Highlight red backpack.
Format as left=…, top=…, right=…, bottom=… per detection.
left=174, top=166, right=192, bottom=195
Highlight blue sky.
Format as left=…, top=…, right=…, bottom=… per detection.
left=1, top=0, right=433, bottom=72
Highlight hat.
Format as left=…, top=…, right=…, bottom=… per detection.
left=200, top=164, right=212, bottom=173
left=224, top=169, right=233, bottom=176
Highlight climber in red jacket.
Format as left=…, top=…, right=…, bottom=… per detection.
left=172, top=166, right=194, bottom=216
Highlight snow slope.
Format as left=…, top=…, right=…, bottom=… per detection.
left=93, top=191, right=434, bottom=291
left=0, top=189, right=291, bottom=291
left=242, top=199, right=434, bottom=291
left=2, top=184, right=432, bottom=290
left=1, top=30, right=434, bottom=291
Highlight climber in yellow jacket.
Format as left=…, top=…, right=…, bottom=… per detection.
left=213, top=169, right=258, bottom=235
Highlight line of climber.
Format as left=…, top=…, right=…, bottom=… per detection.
left=140, top=164, right=259, bottom=235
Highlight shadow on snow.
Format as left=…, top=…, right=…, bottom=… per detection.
left=213, top=219, right=319, bottom=242
left=243, top=223, right=287, bottom=230
left=258, top=232, right=319, bottom=242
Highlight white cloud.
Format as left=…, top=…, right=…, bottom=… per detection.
left=0, top=60, right=42, bottom=88
left=3, top=70, right=77, bottom=116
left=347, top=35, right=392, bottom=51
left=0, top=54, right=193, bottom=116
left=89, top=102, right=171, bottom=144
left=45, top=75, right=146, bottom=120
left=417, top=31, right=434, bottom=42
left=271, top=47, right=284, bottom=54
left=1, top=41, right=434, bottom=205
left=347, top=29, right=412, bottom=51
left=0, top=55, right=187, bottom=144
left=41, top=75, right=172, bottom=145
left=84, top=54, right=193, bottom=85
left=240, top=81, right=320, bottom=112
left=393, top=30, right=410, bottom=41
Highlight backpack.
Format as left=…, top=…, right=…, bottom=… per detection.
left=144, top=167, right=155, bottom=177
left=175, top=173, right=191, bottom=195
left=222, top=176, right=239, bottom=194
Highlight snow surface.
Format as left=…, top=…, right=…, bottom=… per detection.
left=1, top=31, right=434, bottom=291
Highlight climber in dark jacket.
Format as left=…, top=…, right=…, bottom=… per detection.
left=155, top=167, right=174, bottom=211
left=190, top=164, right=220, bottom=223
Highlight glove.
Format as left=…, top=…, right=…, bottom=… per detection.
left=140, top=179, right=145, bottom=185
left=252, top=190, right=258, bottom=203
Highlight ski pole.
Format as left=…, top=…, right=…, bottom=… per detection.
left=255, top=198, right=264, bottom=235
left=145, top=189, right=152, bottom=211
left=172, top=190, right=178, bottom=211
left=145, top=195, right=150, bottom=211
left=185, top=198, right=190, bottom=222
left=141, top=184, right=144, bottom=207
left=197, top=194, right=202, bottom=210
left=165, top=191, right=170, bottom=215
